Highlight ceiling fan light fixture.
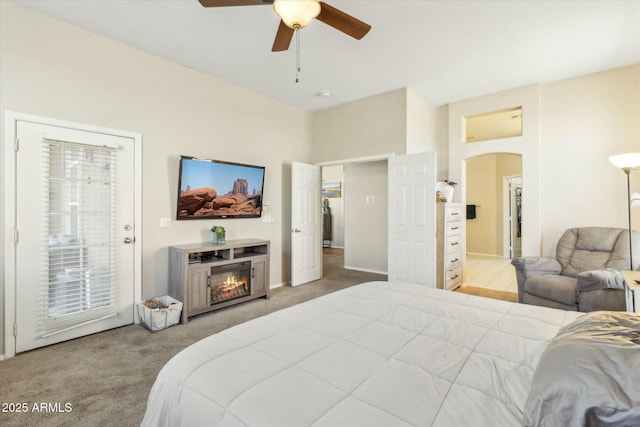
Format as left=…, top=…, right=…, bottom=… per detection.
left=273, top=0, right=321, bottom=29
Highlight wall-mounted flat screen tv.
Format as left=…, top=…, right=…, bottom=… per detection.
left=176, top=155, right=265, bottom=220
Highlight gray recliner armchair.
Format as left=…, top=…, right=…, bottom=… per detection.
left=512, top=227, right=639, bottom=312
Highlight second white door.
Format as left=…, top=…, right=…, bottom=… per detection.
left=291, top=162, right=322, bottom=286
left=388, top=152, right=437, bottom=286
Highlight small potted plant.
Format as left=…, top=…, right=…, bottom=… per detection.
left=210, top=225, right=226, bottom=244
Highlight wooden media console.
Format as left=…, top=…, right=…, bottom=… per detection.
left=168, top=239, right=270, bottom=324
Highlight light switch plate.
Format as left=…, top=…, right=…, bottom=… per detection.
left=160, top=218, right=171, bottom=228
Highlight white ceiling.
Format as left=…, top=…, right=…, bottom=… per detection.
left=14, top=0, right=640, bottom=112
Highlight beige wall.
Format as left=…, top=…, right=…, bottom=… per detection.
left=466, top=154, right=521, bottom=256
left=312, top=87, right=439, bottom=164
left=312, top=88, right=437, bottom=273
left=0, top=2, right=312, bottom=355
left=312, top=89, right=408, bottom=163
left=466, top=155, right=498, bottom=255
left=539, top=64, right=640, bottom=256
left=343, top=161, right=388, bottom=273
left=406, top=88, right=437, bottom=154
left=452, top=64, right=639, bottom=260
left=449, top=84, right=541, bottom=258
left=435, top=104, right=451, bottom=181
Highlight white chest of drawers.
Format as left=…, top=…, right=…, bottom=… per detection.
left=436, top=203, right=463, bottom=290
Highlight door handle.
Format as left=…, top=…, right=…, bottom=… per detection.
left=123, top=237, right=134, bottom=244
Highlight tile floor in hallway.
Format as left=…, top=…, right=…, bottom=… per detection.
left=325, top=248, right=518, bottom=294
left=465, top=254, right=517, bottom=293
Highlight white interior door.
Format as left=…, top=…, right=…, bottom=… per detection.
left=14, top=120, right=136, bottom=353
left=291, top=162, right=322, bottom=286
left=388, top=152, right=436, bottom=286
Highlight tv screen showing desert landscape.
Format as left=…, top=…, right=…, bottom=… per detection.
left=177, top=156, right=265, bottom=219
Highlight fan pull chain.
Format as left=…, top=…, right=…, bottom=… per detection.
left=295, top=27, right=301, bottom=83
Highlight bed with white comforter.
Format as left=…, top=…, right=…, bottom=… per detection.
left=141, top=281, right=640, bottom=427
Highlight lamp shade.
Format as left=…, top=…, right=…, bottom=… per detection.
left=608, top=152, right=640, bottom=170
left=273, top=0, right=321, bottom=29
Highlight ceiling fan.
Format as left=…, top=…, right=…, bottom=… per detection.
left=198, top=0, right=372, bottom=52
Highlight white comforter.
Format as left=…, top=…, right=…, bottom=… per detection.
left=141, top=281, right=581, bottom=427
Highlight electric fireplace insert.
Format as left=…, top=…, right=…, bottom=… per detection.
left=209, top=261, right=251, bottom=305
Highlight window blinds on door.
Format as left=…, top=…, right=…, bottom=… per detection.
left=40, top=139, right=118, bottom=336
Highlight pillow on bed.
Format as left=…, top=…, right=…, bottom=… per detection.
left=523, top=311, right=640, bottom=427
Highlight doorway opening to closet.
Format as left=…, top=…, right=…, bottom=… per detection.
left=320, top=161, right=388, bottom=278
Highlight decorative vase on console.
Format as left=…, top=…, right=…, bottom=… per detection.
left=436, top=179, right=457, bottom=202
left=210, top=225, right=226, bottom=244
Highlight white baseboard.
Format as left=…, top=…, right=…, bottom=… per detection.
left=343, top=265, right=388, bottom=275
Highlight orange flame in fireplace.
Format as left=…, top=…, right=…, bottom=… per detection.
left=211, top=273, right=249, bottom=303
left=221, top=275, right=247, bottom=292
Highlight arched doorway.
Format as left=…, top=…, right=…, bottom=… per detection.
left=465, top=153, right=521, bottom=292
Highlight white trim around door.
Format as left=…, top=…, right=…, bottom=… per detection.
left=3, top=111, right=142, bottom=359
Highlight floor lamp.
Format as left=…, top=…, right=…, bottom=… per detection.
left=609, top=152, right=640, bottom=271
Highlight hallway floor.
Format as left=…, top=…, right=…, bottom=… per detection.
left=465, top=254, right=517, bottom=293
left=324, top=248, right=517, bottom=295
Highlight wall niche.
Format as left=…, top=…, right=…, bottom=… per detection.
left=465, top=107, right=522, bottom=143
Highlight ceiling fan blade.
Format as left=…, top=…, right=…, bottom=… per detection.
left=316, top=2, right=371, bottom=40
left=272, top=20, right=294, bottom=52
left=198, top=0, right=272, bottom=7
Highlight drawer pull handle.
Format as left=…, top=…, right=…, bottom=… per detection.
left=451, top=242, right=459, bottom=246
left=451, top=226, right=459, bottom=230
left=450, top=274, right=459, bottom=280
left=451, top=258, right=458, bottom=262
left=451, top=212, right=459, bottom=216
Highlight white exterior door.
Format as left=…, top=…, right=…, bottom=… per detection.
left=291, top=162, right=322, bottom=286
left=388, top=152, right=436, bottom=286
left=14, top=120, right=136, bottom=353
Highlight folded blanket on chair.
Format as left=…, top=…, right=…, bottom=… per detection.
left=576, top=268, right=625, bottom=292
